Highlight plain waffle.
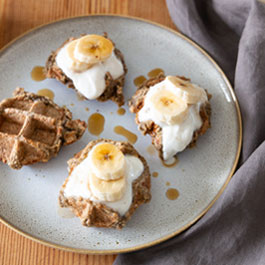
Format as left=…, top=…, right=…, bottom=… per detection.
left=0, top=87, right=86, bottom=169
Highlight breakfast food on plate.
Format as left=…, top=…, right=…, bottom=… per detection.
left=129, top=74, right=211, bottom=162
left=45, top=33, right=127, bottom=106
left=0, top=88, right=86, bottom=169
left=59, top=139, right=151, bottom=229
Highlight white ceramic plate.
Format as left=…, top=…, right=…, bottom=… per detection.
left=0, top=15, right=241, bottom=253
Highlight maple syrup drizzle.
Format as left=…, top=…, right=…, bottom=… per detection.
left=147, top=68, right=164, bottom=78
left=162, top=157, right=178, bottom=168
left=37, top=89, right=54, bottom=100
left=77, top=93, right=85, bottom=101
left=88, top=113, right=105, bottom=136
left=114, top=126, right=137, bottom=144
left=166, top=188, right=179, bottom=200
left=133, top=75, right=147, bottom=87
left=152, top=172, right=159, bottom=178
left=117, top=108, right=126, bottom=115
left=31, top=66, right=46, bottom=81
left=146, top=145, right=156, bottom=155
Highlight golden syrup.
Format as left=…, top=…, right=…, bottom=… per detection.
left=133, top=75, right=147, bottom=87
left=37, top=89, right=54, bottom=100
left=161, top=157, right=178, bottom=168
left=166, top=188, right=179, bottom=200
left=31, top=66, right=46, bottom=81
left=114, top=126, right=138, bottom=144
left=57, top=206, right=75, bottom=218
left=117, top=107, right=126, bottom=115
left=88, top=113, right=105, bottom=136
left=147, top=68, right=164, bottom=78
left=152, top=172, right=159, bottom=178
left=77, top=93, right=85, bottom=101
left=85, top=107, right=90, bottom=112
left=146, top=145, right=156, bottom=155
left=166, top=181, right=170, bottom=186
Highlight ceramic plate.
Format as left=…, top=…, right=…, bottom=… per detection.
left=0, top=15, right=241, bottom=253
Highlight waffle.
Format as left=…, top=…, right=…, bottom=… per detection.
left=0, top=88, right=87, bottom=169
left=129, top=74, right=211, bottom=160
left=45, top=34, right=127, bottom=107
left=59, top=139, right=151, bottom=229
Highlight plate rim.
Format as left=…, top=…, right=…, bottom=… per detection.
left=0, top=14, right=242, bottom=254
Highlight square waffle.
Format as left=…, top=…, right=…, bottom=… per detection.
left=0, top=87, right=86, bottom=169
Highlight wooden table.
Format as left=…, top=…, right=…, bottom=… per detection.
left=0, top=1, right=177, bottom=264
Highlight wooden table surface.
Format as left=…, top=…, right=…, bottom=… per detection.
left=0, top=1, right=177, bottom=264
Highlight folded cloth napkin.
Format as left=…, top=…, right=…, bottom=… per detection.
left=115, top=0, right=265, bottom=264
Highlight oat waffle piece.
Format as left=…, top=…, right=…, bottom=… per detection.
left=59, top=139, right=151, bottom=229
left=129, top=74, right=211, bottom=160
left=0, top=88, right=86, bottom=169
left=45, top=34, right=127, bottom=107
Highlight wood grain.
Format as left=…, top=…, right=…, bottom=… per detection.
left=0, top=0, right=177, bottom=264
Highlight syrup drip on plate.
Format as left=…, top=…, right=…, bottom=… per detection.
left=117, top=108, right=126, bottom=115
left=37, top=89, right=54, bottom=100
left=88, top=113, right=105, bottom=136
left=152, top=172, right=159, bottom=178
left=133, top=75, right=147, bottom=87
left=114, top=126, right=137, bottom=144
left=31, top=66, right=46, bottom=81
left=166, top=188, right=179, bottom=200
left=147, top=68, right=164, bottom=78
left=146, top=145, right=156, bottom=155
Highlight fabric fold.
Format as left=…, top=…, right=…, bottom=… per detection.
left=115, top=1, right=265, bottom=264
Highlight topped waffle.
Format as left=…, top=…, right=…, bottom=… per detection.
left=0, top=87, right=86, bottom=169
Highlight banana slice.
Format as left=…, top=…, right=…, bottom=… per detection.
left=150, top=89, right=188, bottom=125
left=89, top=143, right=126, bottom=181
left=166, top=76, right=206, bottom=104
left=74, top=35, right=114, bottom=64
left=66, top=40, right=91, bottom=72
left=89, top=173, right=126, bottom=202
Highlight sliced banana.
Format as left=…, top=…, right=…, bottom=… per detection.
left=74, top=35, right=114, bottom=65
left=66, top=40, right=91, bottom=72
left=150, top=89, right=188, bottom=125
left=166, top=76, right=206, bottom=104
left=89, top=143, right=126, bottom=181
left=89, top=173, right=126, bottom=202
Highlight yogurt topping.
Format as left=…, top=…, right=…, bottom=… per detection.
left=138, top=77, right=208, bottom=161
left=63, top=154, right=144, bottom=216
left=56, top=41, right=124, bottom=100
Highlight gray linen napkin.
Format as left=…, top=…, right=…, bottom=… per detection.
left=115, top=0, right=265, bottom=264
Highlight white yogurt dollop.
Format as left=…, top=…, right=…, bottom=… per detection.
left=56, top=43, right=124, bottom=100
left=138, top=78, right=207, bottom=161
left=63, top=154, right=144, bottom=216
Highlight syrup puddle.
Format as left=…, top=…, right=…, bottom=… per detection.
left=166, top=188, right=179, bottom=200
left=133, top=75, right=147, bottom=87
left=117, top=108, right=126, bottom=115
left=31, top=66, right=46, bottom=81
left=88, top=113, right=105, bottom=136
left=77, top=93, right=85, bottom=101
left=146, top=145, right=156, bottom=155
left=114, top=126, right=137, bottom=144
left=152, top=172, right=159, bottom=178
left=147, top=68, right=164, bottom=78
left=161, top=157, right=178, bottom=168
left=57, top=206, right=75, bottom=218
left=37, top=89, right=54, bottom=100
